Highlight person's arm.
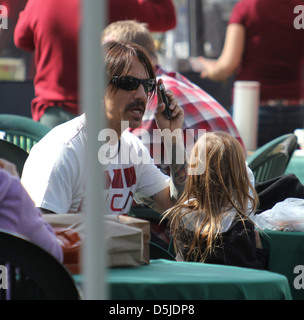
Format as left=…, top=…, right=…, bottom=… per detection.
left=13, top=1, right=36, bottom=52
left=108, top=0, right=176, bottom=32
left=0, top=158, right=19, bottom=178
left=195, top=24, right=245, bottom=81
left=0, top=164, right=63, bottom=262
left=140, top=79, right=187, bottom=212
left=140, top=149, right=187, bottom=213
left=18, top=188, right=64, bottom=262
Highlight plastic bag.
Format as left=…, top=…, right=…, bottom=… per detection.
left=252, top=198, right=304, bottom=232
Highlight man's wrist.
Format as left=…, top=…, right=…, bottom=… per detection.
left=162, top=128, right=185, bottom=166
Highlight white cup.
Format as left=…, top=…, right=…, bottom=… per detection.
left=232, top=81, right=260, bottom=152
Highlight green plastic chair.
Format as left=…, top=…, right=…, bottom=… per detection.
left=0, top=114, right=50, bottom=153
left=149, top=242, right=175, bottom=260
left=247, top=134, right=298, bottom=183
left=168, top=238, right=176, bottom=258
left=0, top=139, right=29, bottom=176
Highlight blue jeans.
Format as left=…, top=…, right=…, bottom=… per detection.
left=258, top=105, right=304, bottom=147
left=39, top=106, right=77, bottom=129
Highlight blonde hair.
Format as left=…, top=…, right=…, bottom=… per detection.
left=102, top=20, right=158, bottom=63
left=163, top=132, right=258, bottom=262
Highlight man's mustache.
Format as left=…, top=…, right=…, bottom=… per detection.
left=126, top=100, right=146, bottom=112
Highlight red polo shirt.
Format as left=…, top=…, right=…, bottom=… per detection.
left=229, top=0, right=304, bottom=102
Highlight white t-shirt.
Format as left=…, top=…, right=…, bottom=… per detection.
left=21, top=114, right=170, bottom=214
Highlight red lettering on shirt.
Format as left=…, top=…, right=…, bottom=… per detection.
left=112, top=169, right=124, bottom=188
left=110, top=194, right=123, bottom=211
left=105, top=167, right=137, bottom=213
left=110, top=191, right=134, bottom=212
left=123, top=190, right=133, bottom=210
left=104, top=166, right=137, bottom=189
left=123, top=166, right=136, bottom=187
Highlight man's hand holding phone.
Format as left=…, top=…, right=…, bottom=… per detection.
left=155, top=79, right=186, bottom=183
left=155, top=79, right=184, bottom=133
left=159, top=83, right=172, bottom=120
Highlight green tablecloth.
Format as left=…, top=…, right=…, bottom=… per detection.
left=260, top=229, right=304, bottom=300
left=73, top=259, right=291, bottom=300
left=275, top=150, right=304, bottom=299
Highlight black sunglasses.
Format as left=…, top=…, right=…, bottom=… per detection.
left=110, top=76, right=156, bottom=94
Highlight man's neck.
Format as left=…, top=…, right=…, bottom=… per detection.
left=107, top=120, right=130, bottom=141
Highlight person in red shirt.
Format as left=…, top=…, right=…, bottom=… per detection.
left=14, top=0, right=176, bottom=128
left=192, top=0, right=304, bottom=147
left=14, top=0, right=80, bottom=127
left=108, top=0, right=176, bottom=32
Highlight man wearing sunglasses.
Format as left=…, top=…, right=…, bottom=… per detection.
left=21, top=41, right=186, bottom=217
left=102, top=20, right=244, bottom=176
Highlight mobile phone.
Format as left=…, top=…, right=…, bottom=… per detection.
left=159, top=83, right=172, bottom=120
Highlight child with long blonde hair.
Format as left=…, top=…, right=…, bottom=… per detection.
left=163, top=132, right=267, bottom=269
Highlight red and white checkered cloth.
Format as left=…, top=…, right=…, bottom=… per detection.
left=130, top=66, right=244, bottom=169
